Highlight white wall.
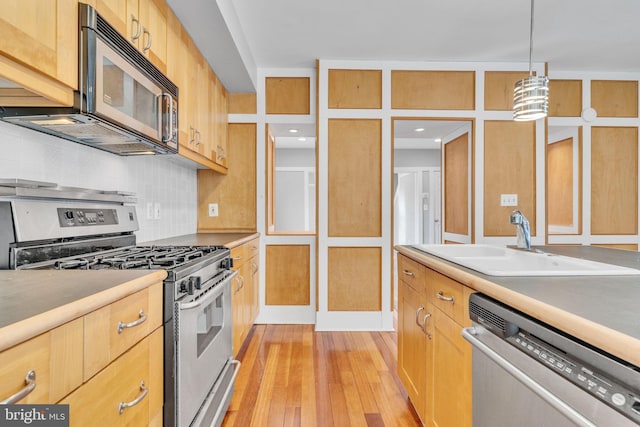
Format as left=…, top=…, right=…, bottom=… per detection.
left=0, top=121, right=197, bottom=243
left=394, top=149, right=440, bottom=168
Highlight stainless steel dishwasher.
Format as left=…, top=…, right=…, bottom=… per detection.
left=462, top=293, right=640, bottom=427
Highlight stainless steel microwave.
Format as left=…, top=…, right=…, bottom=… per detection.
left=0, top=3, right=178, bottom=155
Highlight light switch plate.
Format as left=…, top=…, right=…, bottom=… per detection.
left=500, top=194, right=518, bottom=207
left=146, top=202, right=153, bottom=220
left=153, top=202, right=161, bottom=220
left=208, top=203, right=219, bottom=217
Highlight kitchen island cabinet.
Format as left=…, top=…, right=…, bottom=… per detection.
left=397, top=254, right=472, bottom=427
left=0, top=270, right=165, bottom=424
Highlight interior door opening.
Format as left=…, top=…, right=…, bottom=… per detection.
left=392, top=118, right=473, bottom=319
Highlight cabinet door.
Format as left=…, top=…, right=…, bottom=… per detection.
left=0, top=0, right=77, bottom=96
left=249, top=257, right=260, bottom=323
left=398, top=281, right=431, bottom=423
left=213, top=74, right=229, bottom=168
left=432, top=308, right=471, bottom=427
left=138, top=0, right=168, bottom=73
left=167, top=11, right=191, bottom=151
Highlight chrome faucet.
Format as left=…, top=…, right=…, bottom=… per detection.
left=509, top=209, right=531, bottom=250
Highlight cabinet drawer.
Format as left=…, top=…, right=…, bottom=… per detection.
left=230, top=244, right=247, bottom=269
left=246, top=238, right=260, bottom=259
left=428, top=269, right=465, bottom=324
left=398, top=254, right=426, bottom=295
left=0, top=333, right=50, bottom=404
left=0, top=319, right=83, bottom=404
left=84, top=283, right=162, bottom=380
left=62, top=328, right=163, bottom=427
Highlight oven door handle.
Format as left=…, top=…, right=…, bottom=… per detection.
left=462, top=327, right=598, bottom=427
left=179, top=271, right=236, bottom=310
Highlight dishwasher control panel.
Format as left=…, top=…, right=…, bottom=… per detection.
left=508, top=330, right=640, bottom=424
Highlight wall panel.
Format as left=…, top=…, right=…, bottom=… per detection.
left=484, top=71, right=529, bottom=111
left=547, top=138, right=574, bottom=227
left=328, top=69, right=382, bottom=109
left=265, top=77, right=310, bottom=114
left=198, top=123, right=256, bottom=231
left=591, top=127, right=638, bottom=235
left=391, top=70, right=475, bottom=110
left=328, top=119, right=382, bottom=237
left=444, top=133, right=469, bottom=234
left=484, top=121, right=536, bottom=236
left=328, top=247, right=381, bottom=311
left=266, top=245, right=310, bottom=305
left=591, top=80, right=638, bottom=118
left=549, top=79, right=582, bottom=117
left=228, top=93, right=256, bottom=114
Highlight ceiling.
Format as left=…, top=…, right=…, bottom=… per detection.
left=168, top=0, right=640, bottom=93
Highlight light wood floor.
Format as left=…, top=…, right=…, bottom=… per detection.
left=222, top=324, right=421, bottom=427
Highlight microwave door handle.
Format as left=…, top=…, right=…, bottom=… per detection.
left=159, top=93, right=174, bottom=143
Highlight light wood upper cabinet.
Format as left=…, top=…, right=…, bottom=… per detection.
left=93, top=0, right=168, bottom=73
left=0, top=0, right=77, bottom=106
left=166, top=8, right=228, bottom=172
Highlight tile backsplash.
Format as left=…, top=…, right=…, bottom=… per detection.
left=0, top=121, right=197, bottom=243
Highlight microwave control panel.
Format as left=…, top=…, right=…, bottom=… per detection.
left=58, top=207, right=119, bottom=227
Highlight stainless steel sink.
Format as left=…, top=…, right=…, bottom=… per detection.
left=411, top=244, right=640, bottom=276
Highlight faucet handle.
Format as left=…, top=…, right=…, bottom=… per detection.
left=510, top=209, right=523, bottom=225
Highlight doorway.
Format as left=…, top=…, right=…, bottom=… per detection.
left=392, top=118, right=473, bottom=315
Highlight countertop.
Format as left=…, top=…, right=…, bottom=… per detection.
left=140, top=232, right=259, bottom=249
left=395, top=244, right=640, bottom=367
left=0, top=269, right=167, bottom=352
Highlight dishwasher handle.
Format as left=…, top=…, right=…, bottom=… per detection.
left=461, top=327, right=598, bottom=427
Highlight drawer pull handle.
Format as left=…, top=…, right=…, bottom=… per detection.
left=1, top=370, right=36, bottom=404
left=117, top=310, right=147, bottom=334
left=119, top=381, right=148, bottom=414
left=402, top=269, right=415, bottom=277
left=436, top=290, right=455, bottom=303
left=422, top=312, right=433, bottom=338
left=415, top=305, right=425, bottom=327
left=233, top=256, right=242, bottom=261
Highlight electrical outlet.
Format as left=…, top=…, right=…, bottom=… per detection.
left=154, top=202, right=161, bottom=220
left=208, top=203, right=218, bottom=217
left=500, top=194, right=518, bottom=207
left=146, top=202, right=153, bottom=220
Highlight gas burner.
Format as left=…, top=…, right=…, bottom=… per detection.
left=55, top=258, right=100, bottom=270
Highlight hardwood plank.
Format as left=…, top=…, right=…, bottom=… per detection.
left=222, top=326, right=421, bottom=427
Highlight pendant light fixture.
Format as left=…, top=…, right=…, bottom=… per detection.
left=513, top=0, right=549, bottom=121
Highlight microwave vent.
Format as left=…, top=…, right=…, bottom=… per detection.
left=94, top=13, right=177, bottom=97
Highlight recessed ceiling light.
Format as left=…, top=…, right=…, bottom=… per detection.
left=288, top=128, right=299, bottom=133
left=434, top=138, right=442, bottom=143
left=298, top=137, right=307, bottom=142
left=414, top=127, right=425, bottom=132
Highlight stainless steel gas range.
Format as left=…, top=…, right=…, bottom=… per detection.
left=0, top=179, right=239, bottom=427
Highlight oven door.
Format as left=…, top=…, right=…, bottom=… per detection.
left=176, top=272, right=236, bottom=427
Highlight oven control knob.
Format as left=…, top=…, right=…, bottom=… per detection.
left=188, top=276, right=202, bottom=291
left=221, top=258, right=232, bottom=269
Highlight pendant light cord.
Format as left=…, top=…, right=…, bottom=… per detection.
left=528, top=0, right=535, bottom=76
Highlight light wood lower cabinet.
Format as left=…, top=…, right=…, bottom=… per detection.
left=397, top=254, right=472, bottom=427
left=398, top=280, right=432, bottom=422
left=0, top=282, right=163, bottom=425
left=231, top=237, right=260, bottom=356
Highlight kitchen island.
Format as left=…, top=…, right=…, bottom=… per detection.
left=395, top=244, right=640, bottom=427
left=396, top=244, right=640, bottom=366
